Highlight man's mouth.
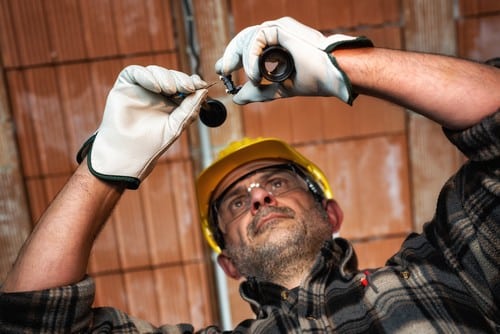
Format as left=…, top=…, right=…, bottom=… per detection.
left=249, top=207, right=295, bottom=236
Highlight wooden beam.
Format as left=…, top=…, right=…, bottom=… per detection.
left=0, top=66, right=32, bottom=283
left=402, top=0, right=464, bottom=231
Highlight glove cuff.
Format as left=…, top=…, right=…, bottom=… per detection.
left=325, top=36, right=374, bottom=105
left=76, top=133, right=140, bottom=190
left=324, top=36, right=374, bottom=53
left=76, top=133, right=96, bottom=164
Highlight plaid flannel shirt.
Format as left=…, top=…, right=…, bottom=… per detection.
left=1, top=110, right=499, bottom=333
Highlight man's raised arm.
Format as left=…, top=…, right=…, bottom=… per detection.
left=1, top=66, right=208, bottom=292
left=335, top=47, right=500, bottom=130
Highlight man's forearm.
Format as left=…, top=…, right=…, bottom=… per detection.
left=1, top=160, right=124, bottom=292
left=335, top=47, right=500, bottom=130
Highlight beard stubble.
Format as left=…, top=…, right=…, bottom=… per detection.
left=225, top=201, right=332, bottom=284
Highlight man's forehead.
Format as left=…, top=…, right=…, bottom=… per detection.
left=212, top=159, right=290, bottom=200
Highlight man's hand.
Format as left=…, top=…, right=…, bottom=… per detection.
left=215, top=17, right=372, bottom=105
left=77, top=65, right=208, bottom=189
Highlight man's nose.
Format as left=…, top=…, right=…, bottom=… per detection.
left=249, top=187, right=277, bottom=214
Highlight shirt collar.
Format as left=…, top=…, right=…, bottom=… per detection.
left=239, top=237, right=359, bottom=313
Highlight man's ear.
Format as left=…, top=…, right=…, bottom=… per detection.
left=217, top=253, right=242, bottom=280
left=323, top=199, right=343, bottom=233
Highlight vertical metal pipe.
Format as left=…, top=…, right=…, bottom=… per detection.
left=181, top=0, right=233, bottom=329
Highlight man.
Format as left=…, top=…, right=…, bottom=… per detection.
left=1, top=17, right=499, bottom=333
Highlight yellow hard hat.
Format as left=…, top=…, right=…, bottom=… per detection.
left=196, top=137, right=333, bottom=253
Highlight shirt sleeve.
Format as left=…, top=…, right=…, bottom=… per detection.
left=0, top=276, right=200, bottom=333
left=424, top=109, right=500, bottom=322
left=0, top=277, right=96, bottom=333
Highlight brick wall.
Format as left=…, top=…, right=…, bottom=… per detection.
left=0, top=0, right=216, bottom=327
left=0, top=0, right=498, bottom=329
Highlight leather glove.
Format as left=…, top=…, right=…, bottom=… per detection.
left=215, top=17, right=373, bottom=105
left=77, top=65, right=208, bottom=189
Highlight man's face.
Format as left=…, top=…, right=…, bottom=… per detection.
left=213, top=162, right=335, bottom=283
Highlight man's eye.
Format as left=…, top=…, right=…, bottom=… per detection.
left=228, top=196, right=246, bottom=212
left=269, top=177, right=287, bottom=190
left=272, top=179, right=283, bottom=188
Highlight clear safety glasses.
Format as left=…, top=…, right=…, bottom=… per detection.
left=213, top=164, right=309, bottom=229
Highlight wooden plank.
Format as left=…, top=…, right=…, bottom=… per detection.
left=0, top=61, right=32, bottom=283
left=191, top=0, right=244, bottom=154
left=402, top=0, right=464, bottom=231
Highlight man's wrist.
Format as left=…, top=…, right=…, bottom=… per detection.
left=75, top=158, right=127, bottom=194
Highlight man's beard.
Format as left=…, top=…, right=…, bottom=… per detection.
left=224, top=201, right=333, bottom=284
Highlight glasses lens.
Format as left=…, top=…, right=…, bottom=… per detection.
left=215, top=166, right=307, bottom=227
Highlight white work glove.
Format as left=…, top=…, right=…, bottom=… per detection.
left=215, top=17, right=372, bottom=105
left=77, top=65, right=208, bottom=189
